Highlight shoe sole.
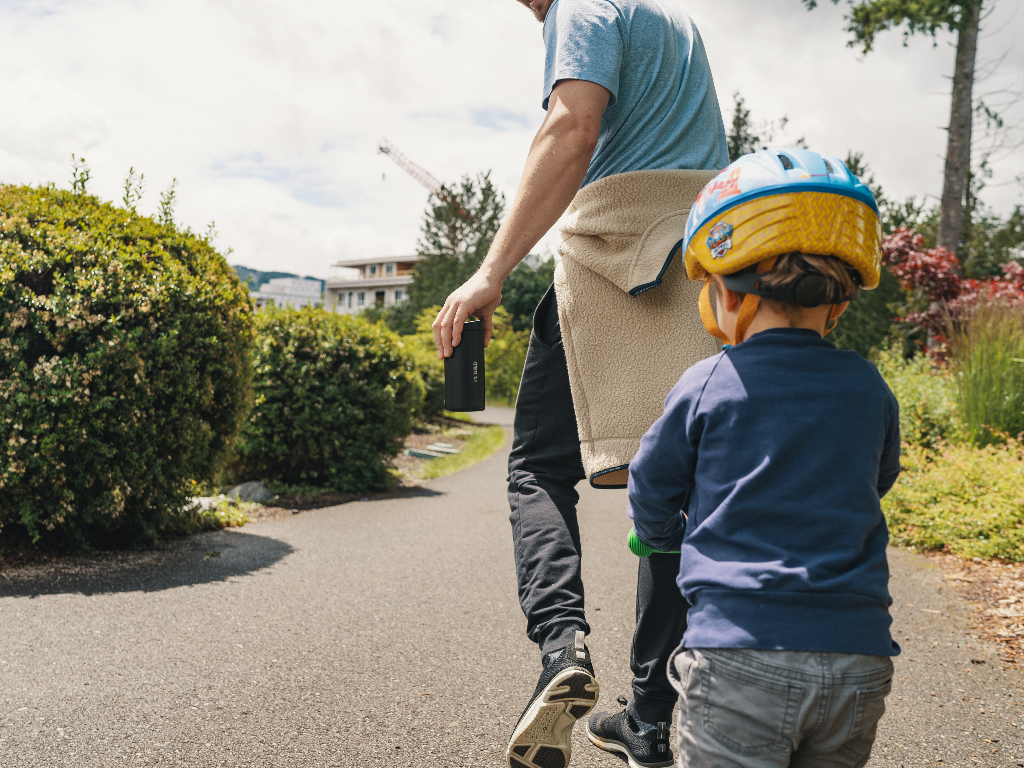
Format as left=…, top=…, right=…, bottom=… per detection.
left=585, top=722, right=674, bottom=768
left=505, top=668, right=599, bottom=768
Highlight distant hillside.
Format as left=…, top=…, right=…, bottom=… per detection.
left=233, top=266, right=324, bottom=292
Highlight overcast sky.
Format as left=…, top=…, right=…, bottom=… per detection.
left=1, top=0, right=1021, bottom=277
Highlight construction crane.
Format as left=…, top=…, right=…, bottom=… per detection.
left=378, top=138, right=473, bottom=221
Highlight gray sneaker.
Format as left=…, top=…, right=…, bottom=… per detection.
left=505, top=631, right=600, bottom=768
left=586, top=708, right=673, bottom=768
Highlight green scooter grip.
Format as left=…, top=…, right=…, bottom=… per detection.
left=627, top=527, right=680, bottom=557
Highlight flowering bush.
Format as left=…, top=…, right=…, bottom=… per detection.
left=0, top=184, right=254, bottom=547
left=230, top=309, right=423, bottom=492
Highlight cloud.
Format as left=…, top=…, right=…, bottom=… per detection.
left=0, top=71, right=112, bottom=184
left=473, top=108, right=536, bottom=131
left=0, top=0, right=1020, bottom=278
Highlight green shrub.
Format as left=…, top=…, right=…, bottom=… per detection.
left=949, top=300, right=1024, bottom=446
left=233, top=308, right=423, bottom=491
left=501, top=258, right=555, bottom=331
left=831, top=265, right=906, bottom=358
left=873, top=346, right=962, bottom=448
left=176, top=499, right=254, bottom=534
left=0, top=184, right=254, bottom=547
left=486, top=307, right=529, bottom=405
left=403, top=308, right=446, bottom=420
left=884, top=440, right=1024, bottom=562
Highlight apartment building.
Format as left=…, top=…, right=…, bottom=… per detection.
left=250, top=277, right=324, bottom=311
left=326, top=255, right=421, bottom=314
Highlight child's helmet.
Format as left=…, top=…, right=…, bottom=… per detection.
left=683, top=148, right=882, bottom=344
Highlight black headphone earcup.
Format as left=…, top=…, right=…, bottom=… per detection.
left=793, top=274, right=830, bottom=308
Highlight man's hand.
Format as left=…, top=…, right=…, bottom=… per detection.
left=432, top=271, right=503, bottom=358
left=431, top=79, right=610, bottom=359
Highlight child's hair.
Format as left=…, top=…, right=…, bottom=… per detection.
left=757, top=253, right=861, bottom=314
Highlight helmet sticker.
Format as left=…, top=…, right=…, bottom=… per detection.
left=695, top=167, right=743, bottom=208
left=707, top=222, right=734, bottom=259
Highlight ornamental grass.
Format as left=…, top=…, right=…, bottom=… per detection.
left=947, top=300, right=1024, bottom=446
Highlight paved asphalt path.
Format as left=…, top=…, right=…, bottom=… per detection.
left=1, top=405, right=1021, bottom=767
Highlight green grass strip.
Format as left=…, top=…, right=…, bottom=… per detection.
left=420, top=424, right=507, bottom=480
left=442, top=411, right=477, bottom=423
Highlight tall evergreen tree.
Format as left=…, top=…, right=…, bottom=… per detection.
left=802, top=1, right=983, bottom=258
left=726, top=93, right=801, bottom=162
left=501, top=257, right=557, bottom=331
left=407, top=172, right=505, bottom=314
left=726, top=93, right=761, bottom=162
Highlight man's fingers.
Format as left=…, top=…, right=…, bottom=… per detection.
left=482, top=313, right=494, bottom=348
left=450, top=303, right=472, bottom=353
left=439, top=302, right=457, bottom=358
left=431, top=278, right=502, bottom=357
left=432, top=302, right=451, bottom=359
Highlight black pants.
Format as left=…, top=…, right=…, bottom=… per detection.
left=507, top=285, right=687, bottom=726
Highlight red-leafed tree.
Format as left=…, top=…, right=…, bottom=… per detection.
left=883, top=229, right=962, bottom=301
left=883, top=226, right=1024, bottom=347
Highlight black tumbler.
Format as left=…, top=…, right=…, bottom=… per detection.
left=444, top=318, right=486, bottom=412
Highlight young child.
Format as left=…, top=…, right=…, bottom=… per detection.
left=626, top=148, right=902, bottom=768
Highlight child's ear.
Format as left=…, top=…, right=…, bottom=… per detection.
left=712, top=275, right=743, bottom=313
left=832, top=301, right=850, bottom=320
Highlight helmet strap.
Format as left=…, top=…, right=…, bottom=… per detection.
left=733, top=293, right=761, bottom=345
left=732, top=256, right=779, bottom=345
left=698, top=278, right=731, bottom=344
left=824, top=305, right=841, bottom=336
left=699, top=257, right=780, bottom=346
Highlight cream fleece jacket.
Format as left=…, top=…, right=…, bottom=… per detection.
left=553, top=168, right=722, bottom=487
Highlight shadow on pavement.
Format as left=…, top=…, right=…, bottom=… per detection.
left=0, top=528, right=293, bottom=598
left=273, top=484, right=447, bottom=511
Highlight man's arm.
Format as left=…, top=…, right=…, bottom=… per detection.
left=432, top=79, right=610, bottom=359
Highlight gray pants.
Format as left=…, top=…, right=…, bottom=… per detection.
left=669, top=646, right=894, bottom=768
left=507, top=285, right=687, bottom=725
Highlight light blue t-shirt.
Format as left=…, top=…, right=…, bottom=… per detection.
left=542, top=0, right=730, bottom=186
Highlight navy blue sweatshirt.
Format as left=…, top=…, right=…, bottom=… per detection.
left=628, top=328, right=902, bottom=656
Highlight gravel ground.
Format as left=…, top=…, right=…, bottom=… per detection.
left=925, top=553, right=1024, bottom=661
left=0, top=405, right=1020, bottom=767
left=873, top=550, right=1022, bottom=767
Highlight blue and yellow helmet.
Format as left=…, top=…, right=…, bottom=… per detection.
left=684, top=148, right=882, bottom=289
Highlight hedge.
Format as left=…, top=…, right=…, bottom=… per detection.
left=231, top=309, right=423, bottom=491
left=0, top=184, right=254, bottom=547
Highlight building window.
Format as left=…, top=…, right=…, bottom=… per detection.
left=368, top=265, right=377, bottom=276
left=394, top=290, right=404, bottom=302
left=347, top=292, right=353, bottom=309
left=385, top=264, right=394, bottom=276
left=357, top=292, right=365, bottom=307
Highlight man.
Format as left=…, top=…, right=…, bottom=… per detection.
left=432, top=2, right=728, bottom=767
